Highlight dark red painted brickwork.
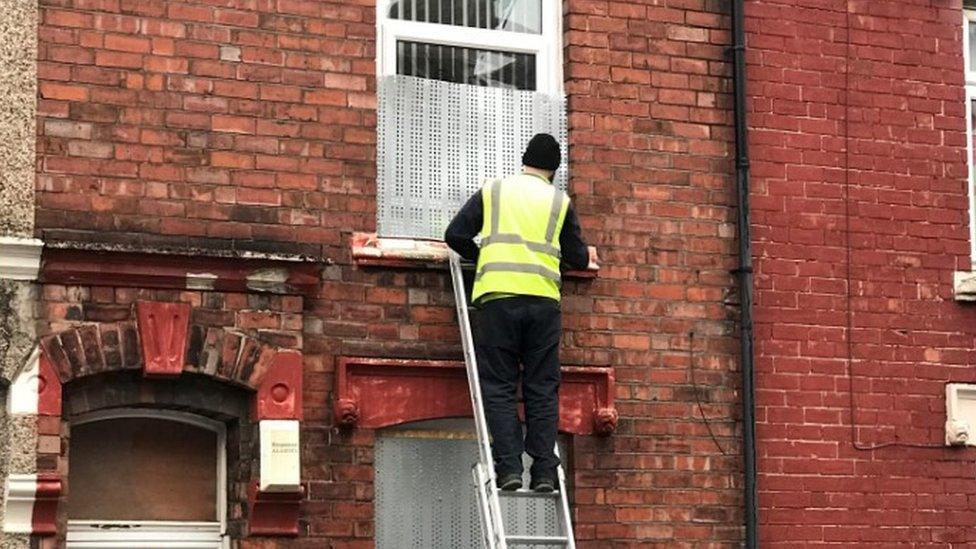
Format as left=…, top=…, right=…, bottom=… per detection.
left=748, top=1, right=976, bottom=546
left=35, top=0, right=742, bottom=547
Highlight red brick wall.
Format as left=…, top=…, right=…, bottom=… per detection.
left=748, top=1, right=976, bottom=546
left=37, top=0, right=376, bottom=257
left=35, top=0, right=743, bottom=547
left=563, top=0, right=741, bottom=546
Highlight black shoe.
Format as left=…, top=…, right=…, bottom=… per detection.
left=497, top=473, right=522, bottom=491
left=530, top=477, right=555, bottom=493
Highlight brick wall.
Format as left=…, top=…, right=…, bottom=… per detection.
left=562, top=1, right=740, bottom=545
left=37, top=0, right=376, bottom=257
left=35, top=0, right=744, bottom=547
left=748, top=1, right=976, bottom=545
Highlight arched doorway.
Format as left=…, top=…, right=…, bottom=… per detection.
left=64, top=409, right=227, bottom=548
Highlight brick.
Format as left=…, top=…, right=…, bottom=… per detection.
left=95, top=50, right=144, bottom=69
left=213, top=115, right=255, bottom=134
left=45, top=120, right=92, bottom=139
left=305, top=89, right=347, bottom=106
left=211, top=151, right=254, bottom=169
left=67, top=141, right=114, bottom=159
left=39, top=83, right=89, bottom=101
left=104, top=34, right=151, bottom=53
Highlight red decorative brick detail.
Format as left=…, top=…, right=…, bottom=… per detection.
left=254, top=351, right=303, bottom=420
left=248, top=481, right=303, bottom=537
left=41, top=248, right=322, bottom=296
left=334, top=398, right=360, bottom=427
left=137, top=301, right=191, bottom=377
left=335, top=357, right=616, bottom=435
left=40, top=321, right=140, bottom=383
left=37, top=352, right=62, bottom=417
left=32, top=474, right=62, bottom=536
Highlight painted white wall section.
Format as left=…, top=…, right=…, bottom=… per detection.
left=3, top=474, right=38, bottom=533
left=7, top=348, right=39, bottom=415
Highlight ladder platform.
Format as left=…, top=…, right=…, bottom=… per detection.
left=505, top=534, right=569, bottom=545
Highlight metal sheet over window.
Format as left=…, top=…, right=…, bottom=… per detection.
left=374, top=425, right=569, bottom=549
left=377, top=75, right=567, bottom=239
left=386, top=0, right=542, bottom=34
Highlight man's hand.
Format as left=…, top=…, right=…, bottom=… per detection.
left=587, top=246, right=599, bottom=270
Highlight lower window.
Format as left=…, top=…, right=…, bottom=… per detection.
left=65, top=410, right=227, bottom=548
left=374, top=418, right=570, bottom=549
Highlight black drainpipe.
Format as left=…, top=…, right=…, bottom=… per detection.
left=730, top=1, right=758, bottom=547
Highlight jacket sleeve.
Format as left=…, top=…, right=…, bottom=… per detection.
left=559, top=201, right=590, bottom=271
left=444, top=189, right=484, bottom=263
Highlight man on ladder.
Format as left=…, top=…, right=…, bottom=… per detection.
left=445, top=133, right=595, bottom=493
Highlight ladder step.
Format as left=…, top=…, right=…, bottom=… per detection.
left=505, top=534, right=569, bottom=545
left=499, top=490, right=560, bottom=499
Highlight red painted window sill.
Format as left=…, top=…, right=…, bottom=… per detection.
left=350, top=232, right=598, bottom=278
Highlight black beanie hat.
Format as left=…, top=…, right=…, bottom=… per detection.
left=522, top=133, right=561, bottom=172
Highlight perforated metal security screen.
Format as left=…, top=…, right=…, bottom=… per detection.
left=375, top=424, right=570, bottom=549
left=376, top=75, right=567, bottom=239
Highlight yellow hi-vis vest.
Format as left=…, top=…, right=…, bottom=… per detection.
left=472, top=173, right=570, bottom=303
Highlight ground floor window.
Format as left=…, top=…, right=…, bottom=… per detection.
left=374, top=418, right=570, bottom=549
left=65, top=410, right=227, bottom=548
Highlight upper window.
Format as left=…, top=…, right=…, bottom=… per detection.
left=375, top=1, right=566, bottom=240
left=378, top=1, right=562, bottom=95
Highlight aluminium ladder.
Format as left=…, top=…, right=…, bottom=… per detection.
left=449, top=251, right=576, bottom=549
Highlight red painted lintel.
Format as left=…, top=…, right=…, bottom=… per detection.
left=40, top=248, right=321, bottom=296
left=335, top=357, right=616, bottom=435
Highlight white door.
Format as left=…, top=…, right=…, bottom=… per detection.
left=65, top=410, right=227, bottom=549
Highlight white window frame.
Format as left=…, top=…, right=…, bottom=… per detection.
left=965, top=10, right=976, bottom=267
left=376, top=0, right=564, bottom=95
left=65, top=409, right=228, bottom=549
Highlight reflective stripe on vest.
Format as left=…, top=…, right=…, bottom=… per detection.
left=472, top=174, right=569, bottom=302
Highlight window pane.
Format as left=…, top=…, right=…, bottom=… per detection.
left=971, top=98, right=976, bottom=176
left=970, top=20, right=976, bottom=72
left=67, top=418, right=218, bottom=521
left=387, top=0, right=542, bottom=34
left=397, top=40, right=536, bottom=90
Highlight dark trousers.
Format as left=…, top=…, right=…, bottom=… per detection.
left=473, top=295, right=561, bottom=479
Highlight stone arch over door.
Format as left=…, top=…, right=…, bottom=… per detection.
left=3, top=300, right=303, bottom=540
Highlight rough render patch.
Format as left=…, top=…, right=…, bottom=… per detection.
left=0, top=531, right=28, bottom=548
left=0, top=281, right=36, bottom=547
left=4, top=416, right=38, bottom=475
left=0, top=282, right=36, bottom=385
left=0, top=391, right=6, bottom=540
left=0, top=414, right=38, bottom=547
left=0, top=0, right=36, bottom=237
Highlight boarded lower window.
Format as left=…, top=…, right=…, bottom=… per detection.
left=374, top=419, right=570, bottom=548
left=66, top=417, right=217, bottom=521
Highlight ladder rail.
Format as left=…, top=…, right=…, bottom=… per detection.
left=448, top=252, right=496, bottom=476
left=449, top=252, right=508, bottom=549
left=553, top=445, right=576, bottom=549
